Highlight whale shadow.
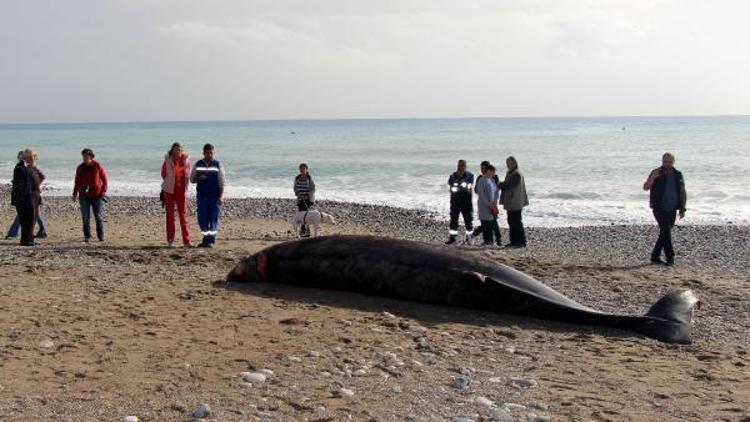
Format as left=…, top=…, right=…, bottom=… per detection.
left=213, top=279, right=638, bottom=343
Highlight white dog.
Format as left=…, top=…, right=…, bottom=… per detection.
left=289, top=210, right=336, bottom=237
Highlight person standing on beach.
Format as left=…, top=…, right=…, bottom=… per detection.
left=469, top=161, right=501, bottom=246
left=72, top=148, right=108, bottom=243
left=11, top=149, right=41, bottom=246
left=499, top=156, right=529, bottom=248
left=446, top=159, right=474, bottom=245
left=477, top=164, right=500, bottom=246
left=643, top=152, right=687, bottom=266
left=293, top=163, right=316, bottom=237
left=161, top=142, right=192, bottom=247
left=190, top=143, right=225, bottom=248
left=6, top=150, right=48, bottom=240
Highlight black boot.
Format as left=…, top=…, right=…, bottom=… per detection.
left=445, top=236, right=457, bottom=245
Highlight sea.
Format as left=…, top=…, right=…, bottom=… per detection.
left=1, top=116, right=748, bottom=227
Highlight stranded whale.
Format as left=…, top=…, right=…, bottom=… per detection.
left=227, top=235, right=700, bottom=344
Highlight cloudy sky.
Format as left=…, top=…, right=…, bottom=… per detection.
left=1, top=0, right=748, bottom=123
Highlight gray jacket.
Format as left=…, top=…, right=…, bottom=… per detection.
left=477, top=176, right=499, bottom=221
left=499, top=168, right=529, bottom=211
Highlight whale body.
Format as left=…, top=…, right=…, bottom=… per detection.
left=227, top=235, right=700, bottom=344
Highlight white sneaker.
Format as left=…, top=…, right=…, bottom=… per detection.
left=167, top=240, right=174, bottom=248
left=464, top=234, right=475, bottom=246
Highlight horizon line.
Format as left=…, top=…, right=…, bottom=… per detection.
left=1, top=113, right=749, bottom=126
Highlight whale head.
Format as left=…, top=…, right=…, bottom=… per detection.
left=226, top=252, right=267, bottom=283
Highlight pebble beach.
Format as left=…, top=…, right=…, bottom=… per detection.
left=0, top=190, right=748, bottom=421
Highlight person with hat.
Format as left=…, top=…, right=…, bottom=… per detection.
left=72, top=148, right=108, bottom=243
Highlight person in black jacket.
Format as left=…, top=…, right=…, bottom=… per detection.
left=446, top=160, right=474, bottom=245
left=10, top=149, right=42, bottom=246
left=643, top=152, right=687, bottom=266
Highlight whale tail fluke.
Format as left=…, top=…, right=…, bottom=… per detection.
left=636, top=290, right=701, bottom=344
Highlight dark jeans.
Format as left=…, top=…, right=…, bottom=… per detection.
left=507, top=210, right=526, bottom=246
left=473, top=217, right=500, bottom=243
left=652, top=209, right=677, bottom=261
left=15, top=204, right=36, bottom=245
left=297, top=199, right=314, bottom=235
left=449, top=203, right=473, bottom=236
left=481, top=218, right=499, bottom=244
left=80, top=196, right=105, bottom=241
left=7, top=211, right=47, bottom=237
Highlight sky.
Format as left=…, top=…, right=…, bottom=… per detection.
left=1, top=0, right=749, bottom=123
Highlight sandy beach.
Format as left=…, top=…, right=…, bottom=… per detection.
left=0, top=196, right=748, bottom=421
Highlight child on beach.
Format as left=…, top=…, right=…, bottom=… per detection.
left=161, top=142, right=192, bottom=247
left=293, top=163, right=316, bottom=237
left=190, top=143, right=225, bottom=248
left=72, top=148, right=108, bottom=243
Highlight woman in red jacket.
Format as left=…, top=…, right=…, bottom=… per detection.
left=161, top=142, right=192, bottom=247
left=72, top=148, right=108, bottom=242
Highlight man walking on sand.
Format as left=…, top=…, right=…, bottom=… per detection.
left=643, top=152, right=687, bottom=266
left=190, top=143, right=225, bottom=248
left=446, top=159, right=474, bottom=245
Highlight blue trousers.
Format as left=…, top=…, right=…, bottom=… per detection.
left=80, top=197, right=105, bottom=240
left=7, top=211, right=47, bottom=238
left=197, top=197, right=221, bottom=245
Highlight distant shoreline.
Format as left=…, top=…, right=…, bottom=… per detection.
left=2, top=114, right=749, bottom=127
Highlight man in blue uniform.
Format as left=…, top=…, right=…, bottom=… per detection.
left=446, top=159, right=474, bottom=245
left=190, top=143, right=225, bottom=248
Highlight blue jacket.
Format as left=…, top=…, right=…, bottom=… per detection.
left=190, top=159, right=225, bottom=200
left=448, top=171, right=474, bottom=204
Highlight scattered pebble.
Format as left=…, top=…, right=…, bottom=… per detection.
left=527, top=401, right=549, bottom=411
left=392, top=385, right=402, bottom=393
left=307, top=350, right=320, bottom=358
left=257, top=368, right=274, bottom=376
left=287, top=356, right=302, bottom=363
left=452, top=376, right=471, bottom=389
left=507, top=377, right=537, bottom=389
left=353, top=369, right=367, bottom=377
left=240, top=372, right=266, bottom=384
left=38, top=339, right=54, bottom=349
left=489, top=408, right=514, bottom=422
left=382, top=312, right=397, bottom=319
left=336, top=388, right=355, bottom=398
left=192, top=403, right=211, bottom=419
left=502, top=403, right=528, bottom=412
left=123, top=416, right=139, bottom=422
left=474, top=396, right=495, bottom=408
